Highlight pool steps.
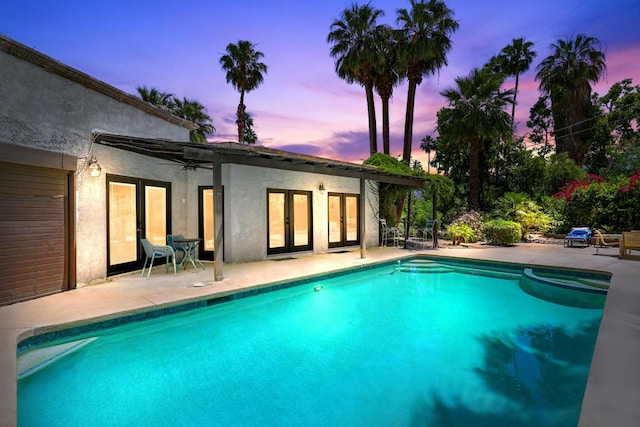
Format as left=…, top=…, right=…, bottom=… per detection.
left=17, top=337, right=97, bottom=379
left=396, top=259, right=609, bottom=308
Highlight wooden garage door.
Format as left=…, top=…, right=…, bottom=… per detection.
left=0, top=161, right=70, bottom=305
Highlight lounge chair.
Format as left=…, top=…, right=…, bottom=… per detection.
left=592, top=229, right=614, bottom=255
left=564, top=227, right=591, bottom=248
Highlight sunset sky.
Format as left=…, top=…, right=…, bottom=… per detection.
left=3, top=0, right=639, bottom=166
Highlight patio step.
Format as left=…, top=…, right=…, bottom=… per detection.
left=396, top=259, right=521, bottom=280
left=395, top=259, right=455, bottom=274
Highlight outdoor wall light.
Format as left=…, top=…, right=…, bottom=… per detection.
left=319, top=183, right=326, bottom=192
left=88, top=156, right=102, bottom=177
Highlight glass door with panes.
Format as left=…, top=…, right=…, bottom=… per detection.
left=328, top=193, right=359, bottom=248
left=107, top=175, right=171, bottom=275
left=267, top=189, right=312, bottom=255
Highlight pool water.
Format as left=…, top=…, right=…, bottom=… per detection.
left=18, top=258, right=606, bottom=426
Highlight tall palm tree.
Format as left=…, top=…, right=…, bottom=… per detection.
left=372, top=25, right=403, bottom=155
left=173, top=97, right=216, bottom=143
left=220, top=40, right=267, bottom=144
left=420, top=134, right=437, bottom=173
left=437, top=68, right=513, bottom=211
left=136, top=86, right=175, bottom=110
left=328, top=3, right=383, bottom=155
left=396, top=0, right=459, bottom=163
left=535, top=34, right=606, bottom=164
left=495, top=37, right=536, bottom=130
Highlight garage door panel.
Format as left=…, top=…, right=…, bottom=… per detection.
left=0, top=162, right=70, bottom=305
left=2, top=252, right=64, bottom=268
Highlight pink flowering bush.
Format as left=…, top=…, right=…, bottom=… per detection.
left=555, top=171, right=640, bottom=232
left=553, top=174, right=604, bottom=201
left=619, top=170, right=640, bottom=193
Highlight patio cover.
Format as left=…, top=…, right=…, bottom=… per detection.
left=94, top=133, right=426, bottom=281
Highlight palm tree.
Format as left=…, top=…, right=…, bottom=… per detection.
left=220, top=40, right=267, bottom=144
left=173, top=97, right=216, bottom=143
left=535, top=34, right=606, bottom=164
left=437, top=68, right=514, bottom=211
left=328, top=3, right=383, bottom=155
left=372, top=25, right=403, bottom=155
left=396, top=0, right=459, bottom=163
left=236, top=111, right=258, bottom=144
left=494, top=37, right=536, bottom=130
left=136, top=86, right=175, bottom=110
left=420, top=134, right=437, bottom=173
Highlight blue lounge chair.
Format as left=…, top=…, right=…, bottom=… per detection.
left=564, top=227, right=591, bottom=248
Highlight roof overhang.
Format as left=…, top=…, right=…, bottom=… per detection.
left=93, top=133, right=426, bottom=187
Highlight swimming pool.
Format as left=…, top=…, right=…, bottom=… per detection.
left=17, top=257, right=609, bottom=426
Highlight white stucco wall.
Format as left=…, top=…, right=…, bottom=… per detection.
left=223, top=164, right=379, bottom=263
left=75, top=145, right=197, bottom=283
left=0, top=49, right=191, bottom=285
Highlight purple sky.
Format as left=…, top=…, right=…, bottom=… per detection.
left=3, top=0, right=639, bottom=166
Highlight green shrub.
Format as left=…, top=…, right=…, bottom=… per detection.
left=484, top=220, right=522, bottom=246
left=446, top=223, right=476, bottom=243
left=448, top=210, right=484, bottom=241
left=492, top=192, right=552, bottom=237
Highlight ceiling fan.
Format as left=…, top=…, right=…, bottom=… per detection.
left=157, top=159, right=213, bottom=171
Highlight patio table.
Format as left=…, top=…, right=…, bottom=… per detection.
left=173, top=238, right=205, bottom=272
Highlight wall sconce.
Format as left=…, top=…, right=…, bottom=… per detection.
left=88, top=156, right=102, bottom=177
left=319, top=183, right=326, bottom=192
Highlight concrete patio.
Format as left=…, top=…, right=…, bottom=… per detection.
left=1, top=243, right=638, bottom=427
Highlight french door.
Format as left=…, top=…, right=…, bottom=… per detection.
left=328, top=193, right=360, bottom=248
left=267, top=189, right=312, bottom=255
left=107, top=175, right=171, bottom=276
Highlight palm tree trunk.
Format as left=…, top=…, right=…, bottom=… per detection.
left=469, top=136, right=480, bottom=211
left=365, top=83, right=378, bottom=155
left=402, top=80, right=418, bottom=163
left=237, top=91, right=246, bottom=144
left=382, top=95, right=390, bottom=155
left=511, top=72, right=519, bottom=130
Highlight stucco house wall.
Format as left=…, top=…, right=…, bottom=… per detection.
left=224, top=164, right=379, bottom=263
left=0, top=38, right=385, bottom=288
left=0, top=49, right=191, bottom=285
left=187, top=164, right=379, bottom=263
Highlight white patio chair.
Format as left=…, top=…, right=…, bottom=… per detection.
left=141, top=238, right=177, bottom=277
left=379, top=218, right=400, bottom=247
left=420, top=219, right=437, bottom=242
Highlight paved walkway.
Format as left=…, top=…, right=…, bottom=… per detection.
left=1, top=243, right=637, bottom=426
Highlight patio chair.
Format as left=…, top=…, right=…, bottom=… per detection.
left=564, top=227, right=591, bottom=248
left=419, top=219, right=437, bottom=243
left=592, top=229, right=614, bottom=255
left=379, top=218, right=399, bottom=247
left=141, top=238, right=176, bottom=277
left=167, top=234, right=188, bottom=263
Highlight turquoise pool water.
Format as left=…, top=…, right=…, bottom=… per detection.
left=18, top=258, right=607, bottom=426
